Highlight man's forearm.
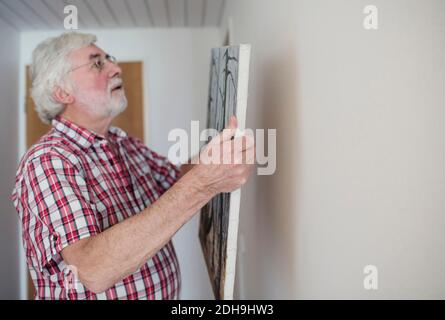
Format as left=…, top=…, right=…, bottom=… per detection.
left=179, top=162, right=196, bottom=178
left=62, top=167, right=211, bottom=293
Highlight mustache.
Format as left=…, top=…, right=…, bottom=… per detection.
left=108, top=79, right=124, bottom=92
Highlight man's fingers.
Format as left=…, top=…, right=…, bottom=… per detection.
left=245, top=149, right=256, bottom=164
left=243, top=134, right=255, bottom=151
left=228, top=115, right=237, bottom=130
left=221, top=116, right=238, bottom=142
left=208, top=129, right=234, bottom=146
left=233, top=134, right=255, bottom=152
left=207, top=116, right=238, bottom=146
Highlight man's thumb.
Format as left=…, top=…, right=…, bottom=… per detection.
left=221, top=116, right=237, bottom=141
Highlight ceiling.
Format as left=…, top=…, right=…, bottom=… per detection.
left=0, top=0, right=227, bottom=31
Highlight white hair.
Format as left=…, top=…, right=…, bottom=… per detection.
left=30, top=32, right=97, bottom=124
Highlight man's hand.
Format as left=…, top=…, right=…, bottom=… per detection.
left=190, top=115, right=256, bottom=197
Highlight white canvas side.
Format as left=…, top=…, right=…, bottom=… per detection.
left=223, top=44, right=251, bottom=300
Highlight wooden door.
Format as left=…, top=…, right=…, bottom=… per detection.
left=25, top=61, right=144, bottom=299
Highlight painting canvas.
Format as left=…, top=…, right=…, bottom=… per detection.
left=199, top=44, right=251, bottom=300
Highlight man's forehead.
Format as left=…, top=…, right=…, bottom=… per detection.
left=69, top=44, right=106, bottom=62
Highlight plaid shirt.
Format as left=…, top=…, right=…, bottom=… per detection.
left=11, top=116, right=181, bottom=300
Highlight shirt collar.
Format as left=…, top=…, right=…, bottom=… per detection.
left=52, top=116, right=128, bottom=149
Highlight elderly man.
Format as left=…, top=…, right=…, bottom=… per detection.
left=11, top=32, right=254, bottom=300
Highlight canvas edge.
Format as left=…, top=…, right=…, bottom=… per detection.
left=222, top=44, right=252, bottom=300
left=198, top=230, right=220, bottom=299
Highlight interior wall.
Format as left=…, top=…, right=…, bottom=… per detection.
left=20, top=28, right=221, bottom=299
left=224, top=0, right=445, bottom=299
left=0, top=18, right=20, bottom=299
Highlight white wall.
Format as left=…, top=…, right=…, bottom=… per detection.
left=0, top=18, right=20, bottom=299
left=224, top=0, right=445, bottom=299
left=20, top=28, right=221, bottom=299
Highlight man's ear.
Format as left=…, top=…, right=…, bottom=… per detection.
left=52, top=86, right=74, bottom=105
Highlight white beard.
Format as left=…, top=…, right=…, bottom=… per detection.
left=106, top=90, right=128, bottom=118
left=75, top=87, right=128, bottom=119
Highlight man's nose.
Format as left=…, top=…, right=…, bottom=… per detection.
left=107, top=61, right=122, bottom=78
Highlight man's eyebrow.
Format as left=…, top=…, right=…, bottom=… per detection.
left=89, top=53, right=102, bottom=60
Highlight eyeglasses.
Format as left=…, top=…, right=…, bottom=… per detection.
left=68, top=54, right=118, bottom=73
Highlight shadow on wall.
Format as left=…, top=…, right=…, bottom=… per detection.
left=237, top=42, right=299, bottom=299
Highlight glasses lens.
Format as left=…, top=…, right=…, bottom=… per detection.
left=107, top=55, right=117, bottom=64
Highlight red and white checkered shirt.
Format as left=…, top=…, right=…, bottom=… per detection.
left=11, top=116, right=181, bottom=300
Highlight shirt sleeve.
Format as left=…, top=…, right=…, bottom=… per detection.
left=147, top=149, right=181, bottom=193
left=19, top=153, right=101, bottom=272
left=129, top=137, right=180, bottom=194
